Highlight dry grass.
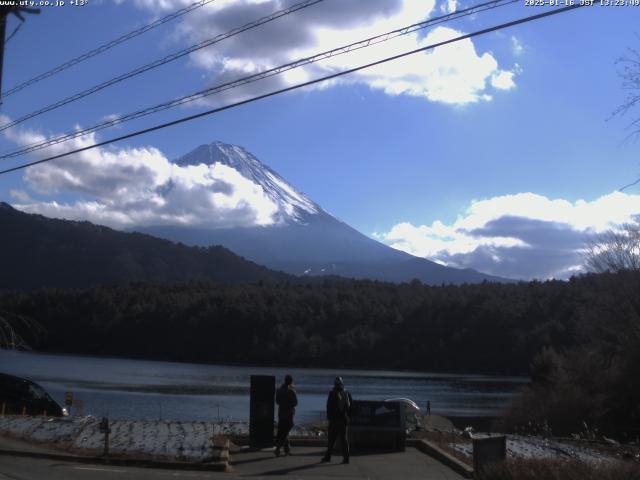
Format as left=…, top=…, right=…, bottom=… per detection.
left=477, top=458, right=640, bottom=480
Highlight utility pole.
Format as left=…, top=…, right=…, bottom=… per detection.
left=0, top=6, right=40, bottom=106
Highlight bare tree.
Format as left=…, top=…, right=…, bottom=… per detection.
left=585, top=217, right=640, bottom=273
left=613, top=48, right=640, bottom=131
left=612, top=48, right=640, bottom=190
left=0, top=312, right=46, bottom=350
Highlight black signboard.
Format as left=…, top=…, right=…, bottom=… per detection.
left=350, top=400, right=406, bottom=452
left=249, top=375, right=275, bottom=448
left=351, top=400, right=404, bottom=428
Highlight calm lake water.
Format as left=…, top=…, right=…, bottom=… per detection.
left=0, top=350, right=527, bottom=424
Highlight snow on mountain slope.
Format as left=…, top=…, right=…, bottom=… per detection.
left=174, top=142, right=322, bottom=224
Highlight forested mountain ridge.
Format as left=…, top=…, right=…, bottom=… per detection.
left=2, top=270, right=637, bottom=377
left=0, top=202, right=291, bottom=289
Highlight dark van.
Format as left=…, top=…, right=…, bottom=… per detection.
left=0, top=373, right=67, bottom=416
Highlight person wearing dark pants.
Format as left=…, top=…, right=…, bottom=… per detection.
left=321, top=376, right=352, bottom=464
left=274, top=374, right=297, bottom=456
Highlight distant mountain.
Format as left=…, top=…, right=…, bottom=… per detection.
left=140, top=142, right=509, bottom=285
left=0, top=202, right=290, bottom=290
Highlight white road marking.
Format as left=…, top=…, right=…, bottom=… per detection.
left=170, top=474, right=211, bottom=478
left=73, top=466, right=126, bottom=473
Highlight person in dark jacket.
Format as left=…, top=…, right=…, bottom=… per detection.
left=321, top=376, right=352, bottom=464
left=274, top=374, right=298, bottom=456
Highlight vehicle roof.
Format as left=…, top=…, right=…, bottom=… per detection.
left=0, top=372, right=37, bottom=385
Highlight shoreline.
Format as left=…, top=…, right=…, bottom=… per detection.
left=0, top=349, right=531, bottom=381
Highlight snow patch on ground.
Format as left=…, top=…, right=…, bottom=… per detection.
left=0, top=416, right=322, bottom=461
left=0, top=416, right=227, bottom=461
left=450, top=434, right=609, bottom=462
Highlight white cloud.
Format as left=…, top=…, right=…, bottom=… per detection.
left=4, top=120, right=280, bottom=230
left=491, top=70, right=516, bottom=90
left=99, top=113, right=124, bottom=129
left=375, top=192, right=640, bottom=280
left=440, top=0, right=457, bottom=14
left=8, top=189, right=31, bottom=202
left=125, top=0, right=518, bottom=106
left=345, top=26, right=517, bottom=104
left=511, top=36, right=524, bottom=56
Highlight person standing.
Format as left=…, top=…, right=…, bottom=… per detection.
left=274, top=374, right=297, bottom=456
left=321, top=376, right=352, bottom=464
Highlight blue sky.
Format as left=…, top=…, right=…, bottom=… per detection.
left=0, top=0, right=638, bottom=279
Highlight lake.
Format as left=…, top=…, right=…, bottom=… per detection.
left=0, top=350, right=527, bottom=424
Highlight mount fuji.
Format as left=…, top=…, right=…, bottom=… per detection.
left=138, top=141, right=507, bottom=284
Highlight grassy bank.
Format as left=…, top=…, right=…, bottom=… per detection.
left=477, top=458, right=640, bottom=480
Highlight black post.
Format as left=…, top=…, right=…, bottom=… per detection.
left=99, top=417, right=111, bottom=456
left=473, top=435, right=506, bottom=474
left=0, top=9, right=8, bottom=105
left=0, top=6, right=40, bottom=105
left=249, top=375, right=275, bottom=449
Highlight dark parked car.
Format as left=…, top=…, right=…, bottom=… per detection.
left=0, top=373, right=67, bottom=416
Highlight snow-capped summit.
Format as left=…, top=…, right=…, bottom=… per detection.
left=174, top=141, right=321, bottom=224
left=139, top=141, right=509, bottom=285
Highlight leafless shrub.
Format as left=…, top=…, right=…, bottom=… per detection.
left=585, top=217, right=640, bottom=273
left=477, top=458, right=640, bottom=480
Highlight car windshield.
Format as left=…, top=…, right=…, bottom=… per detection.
left=27, top=384, right=47, bottom=401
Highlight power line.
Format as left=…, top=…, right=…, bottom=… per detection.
left=0, top=0, right=325, bottom=133
left=0, top=4, right=588, bottom=177
left=4, top=21, right=22, bottom=45
left=0, top=0, right=518, bottom=160
left=1, top=0, right=218, bottom=99
left=619, top=177, right=640, bottom=191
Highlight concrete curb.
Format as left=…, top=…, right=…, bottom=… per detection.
left=407, top=439, right=474, bottom=478
left=0, top=441, right=230, bottom=472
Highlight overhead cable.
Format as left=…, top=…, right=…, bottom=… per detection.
left=0, top=0, right=518, bottom=159
left=2, top=0, right=219, bottom=98
left=0, top=0, right=325, bottom=132
left=0, top=4, right=588, bottom=176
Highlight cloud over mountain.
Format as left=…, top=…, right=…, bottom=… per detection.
left=126, top=0, right=518, bottom=105
left=5, top=112, right=638, bottom=282
left=5, top=110, right=636, bottom=282
left=2, top=121, right=281, bottom=229
left=376, top=192, right=640, bottom=280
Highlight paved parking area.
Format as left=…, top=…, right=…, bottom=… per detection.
left=0, top=435, right=465, bottom=479
left=229, top=446, right=465, bottom=479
